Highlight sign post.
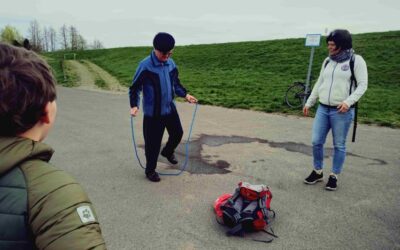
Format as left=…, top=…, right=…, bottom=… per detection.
left=303, top=34, right=321, bottom=106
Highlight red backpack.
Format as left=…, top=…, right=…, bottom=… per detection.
left=214, top=182, right=277, bottom=242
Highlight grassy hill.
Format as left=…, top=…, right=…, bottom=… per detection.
left=45, top=31, right=400, bottom=127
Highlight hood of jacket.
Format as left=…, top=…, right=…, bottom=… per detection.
left=0, top=136, right=54, bottom=175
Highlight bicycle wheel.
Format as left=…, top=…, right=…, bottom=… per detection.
left=285, top=82, right=306, bottom=108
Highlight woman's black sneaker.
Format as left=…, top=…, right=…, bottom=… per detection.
left=325, top=175, right=337, bottom=191
left=304, top=170, right=323, bottom=184
left=146, top=172, right=160, bottom=182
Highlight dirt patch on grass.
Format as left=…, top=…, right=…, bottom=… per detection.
left=64, top=60, right=127, bottom=93
left=66, top=60, right=97, bottom=90
left=82, top=60, right=127, bottom=92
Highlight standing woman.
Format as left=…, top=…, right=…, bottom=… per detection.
left=303, top=29, right=368, bottom=191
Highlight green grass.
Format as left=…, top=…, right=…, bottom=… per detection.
left=46, top=57, right=78, bottom=87
left=45, top=57, right=65, bottom=84
left=44, top=31, right=400, bottom=127
left=94, top=78, right=106, bottom=88
left=62, top=61, right=79, bottom=87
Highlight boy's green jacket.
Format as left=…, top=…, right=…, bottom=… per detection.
left=0, top=136, right=106, bottom=250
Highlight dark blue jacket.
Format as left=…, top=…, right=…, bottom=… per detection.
left=129, top=51, right=187, bottom=117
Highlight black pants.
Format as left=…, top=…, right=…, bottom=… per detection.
left=143, top=110, right=183, bottom=174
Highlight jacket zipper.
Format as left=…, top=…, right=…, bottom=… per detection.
left=327, top=62, right=338, bottom=106
left=162, top=64, right=171, bottom=114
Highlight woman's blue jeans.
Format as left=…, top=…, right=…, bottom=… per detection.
left=312, top=105, right=354, bottom=174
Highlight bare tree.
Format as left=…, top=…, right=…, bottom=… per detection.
left=60, top=24, right=69, bottom=50
left=92, top=39, right=104, bottom=49
left=22, top=21, right=92, bottom=52
left=43, top=26, right=50, bottom=52
left=49, top=27, right=57, bottom=51
left=28, top=20, right=42, bottom=51
left=69, top=25, right=78, bottom=50
left=77, top=35, right=87, bottom=50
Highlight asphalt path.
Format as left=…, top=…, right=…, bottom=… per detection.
left=46, top=86, right=400, bottom=250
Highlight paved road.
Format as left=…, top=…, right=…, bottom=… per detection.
left=46, top=86, right=400, bottom=250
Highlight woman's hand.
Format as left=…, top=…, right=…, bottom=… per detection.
left=303, top=106, right=310, bottom=116
left=337, top=102, right=349, bottom=113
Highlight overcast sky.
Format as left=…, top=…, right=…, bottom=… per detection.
left=1, top=0, right=399, bottom=48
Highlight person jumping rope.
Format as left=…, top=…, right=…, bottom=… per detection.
left=129, top=32, right=197, bottom=182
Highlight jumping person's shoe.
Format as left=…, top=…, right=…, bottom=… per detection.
left=161, top=150, right=178, bottom=165
left=304, top=170, right=323, bottom=184
left=325, top=175, right=337, bottom=191
left=146, top=172, right=160, bottom=182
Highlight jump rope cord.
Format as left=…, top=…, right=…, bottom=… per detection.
left=130, top=103, right=198, bottom=176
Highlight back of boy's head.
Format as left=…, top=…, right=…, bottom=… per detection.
left=0, top=42, right=57, bottom=136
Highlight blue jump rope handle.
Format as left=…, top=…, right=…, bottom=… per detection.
left=130, top=103, right=198, bottom=176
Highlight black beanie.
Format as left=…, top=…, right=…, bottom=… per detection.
left=326, top=29, right=352, bottom=50
left=153, top=32, right=175, bottom=53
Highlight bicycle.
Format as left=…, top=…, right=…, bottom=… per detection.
left=285, top=82, right=311, bottom=108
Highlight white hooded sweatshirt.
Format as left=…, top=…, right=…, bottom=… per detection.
left=305, top=54, right=368, bottom=108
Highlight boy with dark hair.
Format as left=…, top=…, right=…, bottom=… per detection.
left=0, top=42, right=107, bottom=249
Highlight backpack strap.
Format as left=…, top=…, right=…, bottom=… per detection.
left=226, top=223, right=245, bottom=237
left=222, top=195, right=243, bottom=223
left=232, top=196, right=243, bottom=213
left=349, top=54, right=358, bottom=142
left=259, top=196, right=269, bottom=223
left=349, top=54, right=357, bottom=89
left=262, top=227, right=279, bottom=238
left=242, top=200, right=258, bottom=214
left=225, top=198, right=251, bottom=237
left=225, top=198, right=263, bottom=236
left=220, top=188, right=243, bottom=229
left=324, top=58, right=330, bottom=68
left=265, top=189, right=272, bottom=209
left=227, top=188, right=241, bottom=205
